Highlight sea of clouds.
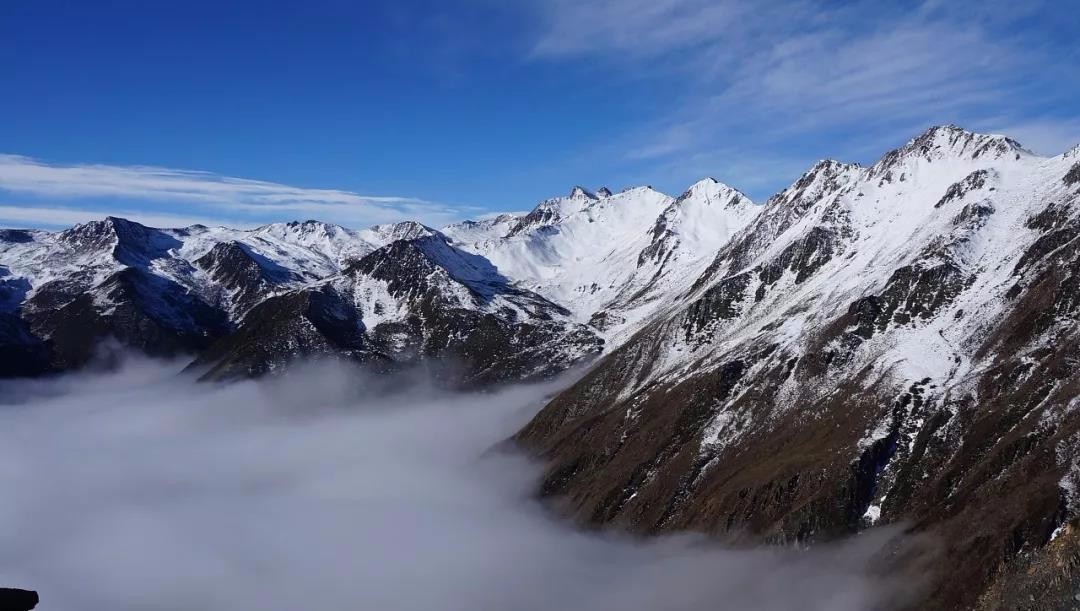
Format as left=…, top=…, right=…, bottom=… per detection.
left=0, top=358, right=926, bottom=610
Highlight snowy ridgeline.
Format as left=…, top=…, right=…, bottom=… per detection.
left=1, top=124, right=1078, bottom=387
left=0, top=177, right=759, bottom=345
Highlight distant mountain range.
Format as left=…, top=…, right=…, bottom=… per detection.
left=3, top=125, right=1080, bottom=608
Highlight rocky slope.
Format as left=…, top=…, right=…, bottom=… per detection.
left=189, top=230, right=602, bottom=385
left=515, top=126, right=1080, bottom=609
left=0, top=216, right=602, bottom=385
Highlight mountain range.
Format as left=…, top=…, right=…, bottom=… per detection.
left=3, top=125, right=1080, bottom=608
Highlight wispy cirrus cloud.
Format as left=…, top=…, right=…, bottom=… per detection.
left=0, top=155, right=481, bottom=230
left=530, top=0, right=758, bottom=60
left=0, top=205, right=244, bottom=231
left=528, top=0, right=1080, bottom=199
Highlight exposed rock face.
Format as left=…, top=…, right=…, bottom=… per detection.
left=188, top=284, right=378, bottom=380
left=515, top=126, right=1080, bottom=609
left=1066, top=162, right=1080, bottom=186
left=26, top=267, right=230, bottom=370
left=191, top=233, right=602, bottom=386
left=0, top=218, right=601, bottom=385
left=194, top=241, right=294, bottom=316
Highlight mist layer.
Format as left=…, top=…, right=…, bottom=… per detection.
left=0, top=360, right=919, bottom=610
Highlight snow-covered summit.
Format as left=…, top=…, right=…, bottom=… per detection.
left=647, top=178, right=756, bottom=264
left=362, top=220, right=439, bottom=244
left=445, top=179, right=761, bottom=341
left=873, top=125, right=1031, bottom=177
left=442, top=214, right=522, bottom=246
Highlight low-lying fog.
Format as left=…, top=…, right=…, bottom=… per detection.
left=0, top=359, right=921, bottom=610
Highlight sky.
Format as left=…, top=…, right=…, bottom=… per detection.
left=1, top=0, right=1078, bottom=230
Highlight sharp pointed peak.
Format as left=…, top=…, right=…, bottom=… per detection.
left=684, top=176, right=744, bottom=192
left=568, top=186, right=597, bottom=199
left=103, top=215, right=152, bottom=229
left=676, top=177, right=752, bottom=207
left=595, top=186, right=613, bottom=198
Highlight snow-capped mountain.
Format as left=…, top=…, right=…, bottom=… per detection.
left=190, top=230, right=602, bottom=384
left=0, top=215, right=602, bottom=385
left=3, top=124, right=1080, bottom=608
left=444, top=179, right=758, bottom=343
left=515, top=125, right=1080, bottom=609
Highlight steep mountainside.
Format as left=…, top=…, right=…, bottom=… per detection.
left=515, top=126, right=1080, bottom=609
left=191, top=231, right=601, bottom=385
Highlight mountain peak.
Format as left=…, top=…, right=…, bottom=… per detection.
left=883, top=124, right=1029, bottom=168
left=568, top=186, right=597, bottom=199
left=596, top=186, right=613, bottom=198
left=101, top=216, right=155, bottom=233
left=61, top=216, right=151, bottom=246
left=256, top=219, right=348, bottom=237
left=684, top=176, right=727, bottom=193
left=920, top=124, right=1022, bottom=148
left=676, top=177, right=751, bottom=208
left=368, top=220, right=438, bottom=243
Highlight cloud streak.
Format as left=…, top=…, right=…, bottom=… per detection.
left=0, top=155, right=482, bottom=229
left=0, top=204, right=250, bottom=230
left=0, top=359, right=931, bottom=610
left=529, top=0, right=1080, bottom=198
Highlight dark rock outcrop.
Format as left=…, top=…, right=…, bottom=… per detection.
left=0, top=588, right=38, bottom=611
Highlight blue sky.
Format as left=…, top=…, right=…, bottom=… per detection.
left=1, top=0, right=1078, bottom=229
